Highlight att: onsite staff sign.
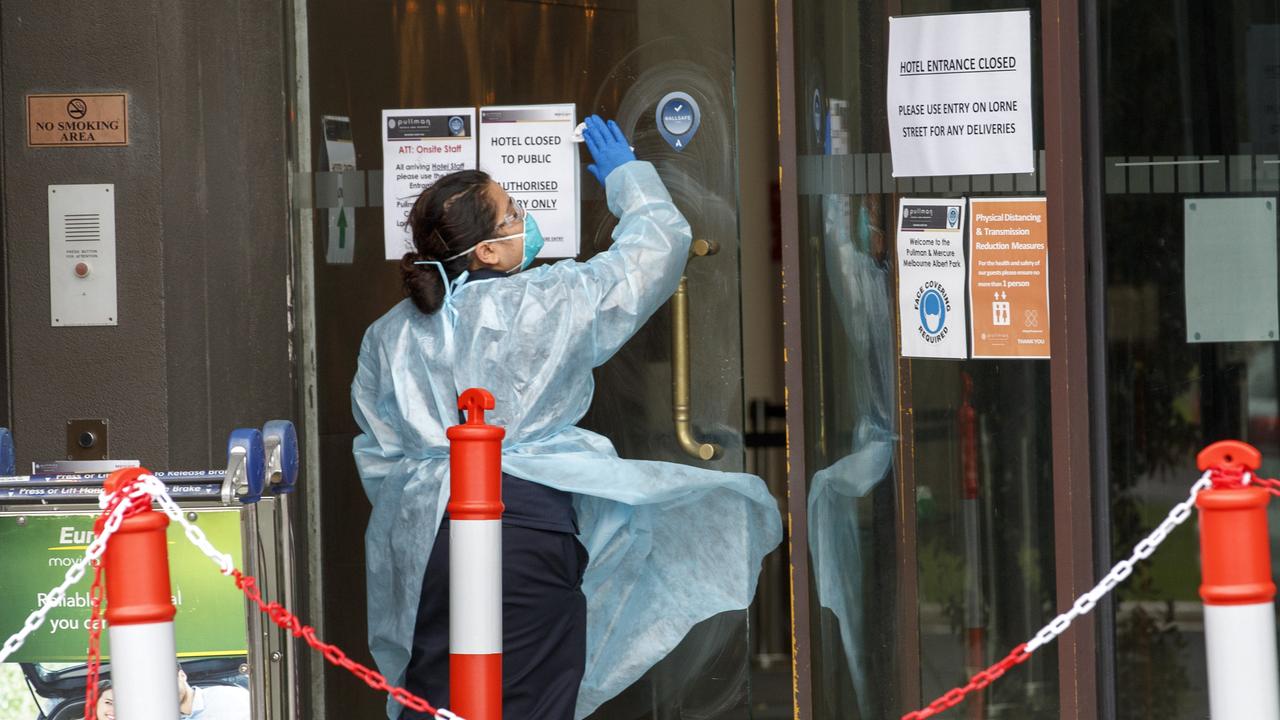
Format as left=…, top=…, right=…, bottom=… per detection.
left=886, top=10, right=1034, bottom=178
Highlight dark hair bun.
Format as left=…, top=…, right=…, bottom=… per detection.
left=400, top=252, right=446, bottom=315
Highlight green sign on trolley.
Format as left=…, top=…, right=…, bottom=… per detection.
left=0, top=509, right=248, bottom=662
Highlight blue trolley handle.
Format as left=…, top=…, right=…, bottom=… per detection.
left=0, top=428, right=14, bottom=477
left=226, top=428, right=266, bottom=505
left=262, top=420, right=300, bottom=494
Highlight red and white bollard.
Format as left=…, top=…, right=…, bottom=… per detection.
left=447, top=389, right=505, bottom=720
left=102, top=467, right=181, bottom=719
left=1197, top=441, right=1280, bottom=720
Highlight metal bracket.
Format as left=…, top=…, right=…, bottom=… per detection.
left=65, top=419, right=109, bottom=460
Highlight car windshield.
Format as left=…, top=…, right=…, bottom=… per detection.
left=32, top=663, right=81, bottom=679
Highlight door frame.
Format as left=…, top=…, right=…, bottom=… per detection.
left=774, top=0, right=1103, bottom=717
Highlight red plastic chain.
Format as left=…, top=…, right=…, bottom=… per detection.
left=901, top=458, right=1279, bottom=720
left=231, top=569, right=439, bottom=716
left=83, top=472, right=151, bottom=720
left=79, top=472, right=442, bottom=719
left=900, top=644, right=1031, bottom=720
left=1246, top=474, right=1280, bottom=496
left=1207, top=463, right=1280, bottom=495
left=82, top=562, right=106, bottom=719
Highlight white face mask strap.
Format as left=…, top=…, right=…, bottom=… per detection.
left=443, top=244, right=479, bottom=263
left=441, top=231, right=524, bottom=263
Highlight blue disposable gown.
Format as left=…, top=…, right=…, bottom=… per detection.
left=352, top=161, right=783, bottom=719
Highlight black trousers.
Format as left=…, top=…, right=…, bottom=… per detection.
left=400, top=521, right=588, bottom=720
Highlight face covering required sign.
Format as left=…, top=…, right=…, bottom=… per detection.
left=896, top=198, right=969, bottom=359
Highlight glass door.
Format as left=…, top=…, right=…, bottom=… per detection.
left=1094, top=2, right=1280, bottom=716
left=289, top=1, right=776, bottom=718
left=787, top=1, right=1059, bottom=717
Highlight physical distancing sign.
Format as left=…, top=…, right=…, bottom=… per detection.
left=968, top=197, right=1049, bottom=359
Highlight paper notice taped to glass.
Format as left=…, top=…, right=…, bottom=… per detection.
left=968, top=197, right=1050, bottom=359
left=323, top=115, right=356, bottom=265
left=897, top=198, right=969, bottom=359
left=886, top=10, right=1035, bottom=177
left=479, top=103, right=580, bottom=259
left=381, top=108, right=477, bottom=260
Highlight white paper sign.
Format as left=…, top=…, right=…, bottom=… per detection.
left=381, top=107, right=476, bottom=260
left=887, top=10, right=1034, bottom=177
left=479, top=104, right=579, bottom=258
left=897, top=198, right=969, bottom=358
left=322, top=115, right=356, bottom=265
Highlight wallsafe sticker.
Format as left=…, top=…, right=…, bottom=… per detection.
left=897, top=198, right=969, bottom=359
left=655, top=91, right=701, bottom=151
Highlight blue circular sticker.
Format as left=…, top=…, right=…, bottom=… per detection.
left=655, top=91, right=701, bottom=152
left=661, top=100, right=695, bottom=135
left=919, top=288, right=947, bottom=336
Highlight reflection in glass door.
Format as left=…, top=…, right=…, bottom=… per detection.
left=290, top=1, right=785, bottom=718
left=788, top=1, right=1059, bottom=717
left=1095, top=2, right=1280, bottom=717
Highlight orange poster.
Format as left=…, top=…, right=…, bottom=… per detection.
left=968, top=197, right=1050, bottom=358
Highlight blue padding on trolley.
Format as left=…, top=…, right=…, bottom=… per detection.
left=263, top=420, right=300, bottom=493
left=228, top=428, right=265, bottom=504
left=0, top=429, right=13, bottom=476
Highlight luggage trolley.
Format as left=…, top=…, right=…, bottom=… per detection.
left=0, top=422, right=301, bottom=720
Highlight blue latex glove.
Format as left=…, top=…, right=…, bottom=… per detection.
left=583, top=115, right=636, bottom=187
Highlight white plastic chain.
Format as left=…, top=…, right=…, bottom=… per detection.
left=142, top=475, right=236, bottom=576
left=0, top=476, right=232, bottom=664
left=0, top=475, right=459, bottom=720
left=0, top=479, right=147, bottom=663
left=1024, top=471, right=1214, bottom=653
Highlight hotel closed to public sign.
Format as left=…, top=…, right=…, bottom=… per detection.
left=27, top=93, right=128, bottom=147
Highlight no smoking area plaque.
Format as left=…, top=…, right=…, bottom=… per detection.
left=27, top=93, right=128, bottom=147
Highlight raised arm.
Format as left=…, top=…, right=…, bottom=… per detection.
left=576, top=116, right=692, bottom=365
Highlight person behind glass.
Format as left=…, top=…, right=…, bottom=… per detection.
left=177, top=664, right=250, bottom=719
left=92, top=681, right=114, bottom=720
left=354, top=115, right=690, bottom=719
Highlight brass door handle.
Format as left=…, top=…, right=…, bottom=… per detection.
left=672, top=238, right=722, bottom=461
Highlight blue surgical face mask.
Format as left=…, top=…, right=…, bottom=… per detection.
left=517, top=212, right=545, bottom=271
left=445, top=211, right=545, bottom=273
